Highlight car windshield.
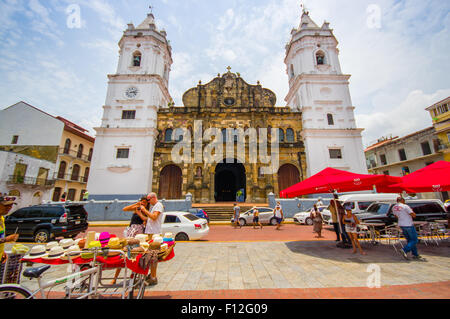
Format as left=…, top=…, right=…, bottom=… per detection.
left=184, top=213, right=200, bottom=221
left=367, top=203, right=390, bottom=215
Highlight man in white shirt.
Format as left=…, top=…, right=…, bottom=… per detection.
left=143, top=192, right=165, bottom=285
left=392, top=197, right=423, bottom=260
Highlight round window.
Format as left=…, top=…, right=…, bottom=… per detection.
left=224, top=97, right=235, bottom=106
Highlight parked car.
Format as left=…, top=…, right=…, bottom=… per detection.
left=358, top=199, right=447, bottom=227
left=188, top=208, right=210, bottom=223
left=293, top=206, right=328, bottom=225
left=162, top=212, right=209, bottom=241
left=337, top=193, right=399, bottom=215
left=230, top=207, right=276, bottom=226
left=4, top=204, right=89, bottom=243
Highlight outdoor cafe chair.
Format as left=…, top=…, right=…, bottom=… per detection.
left=356, top=224, right=370, bottom=245
left=378, top=225, right=404, bottom=254
left=418, top=222, right=438, bottom=246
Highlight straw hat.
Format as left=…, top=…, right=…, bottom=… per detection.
left=149, top=241, right=161, bottom=250
left=46, top=241, right=58, bottom=252
left=81, top=241, right=102, bottom=259
left=152, top=234, right=162, bottom=239
left=45, top=246, right=65, bottom=260
left=163, top=233, right=173, bottom=239
left=140, top=242, right=149, bottom=251
left=152, top=236, right=163, bottom=244
left=107, top=237, right=122, bottom=250
left=99, top=232, right=111, bottom=247
left=77, top=238, right=86, bottom=249
left=24, top=245, right=48, bottom=259
left=135, top=234, right=148, bottom=244
left=61, top=245, right=82, bottom=260
left=11, top=244, right=29, bottom=255
left=59, top=238, right=75, bottom=250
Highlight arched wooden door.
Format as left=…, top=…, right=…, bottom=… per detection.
left=278, top=164, right=300, bottom=193
left=158, top=165, right=182, bottom=199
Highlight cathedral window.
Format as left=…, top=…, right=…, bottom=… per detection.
left=327, top=114, right=334, bottom=125
left=122, top=110, right=136, bottom=119
left=286, top=128, right=295, bottom=142
left=329, top=149, right=342, bottom=159
left=278, top=129, right=285, bottom=143
left=133, top=51, right=142, bottom=67
left=165, top=129, right=173, bottom=142
left=117, top=148, right=130, bottom=159
left=316, top=51, right=326, bottom=65
left=290, top=65, right=295, bottom=79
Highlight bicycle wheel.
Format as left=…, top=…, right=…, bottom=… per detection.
left=127, top=274, right=146, bottom=299
left=0, top=285, right=33, bottom=299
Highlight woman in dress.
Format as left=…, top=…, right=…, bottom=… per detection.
left=342, top=203, right=366, bottom=255
left=310, top=204, right=324, bottom=238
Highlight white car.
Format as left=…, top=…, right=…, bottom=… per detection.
left=161, top=211, right=209, bottom=241
left=293, top=206, right=328, bottom=225
left=230, top=207, right=276, bottom=226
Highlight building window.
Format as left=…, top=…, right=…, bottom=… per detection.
left=117, top=148, right=129, bottom=159
left=327, top=114, right=334, bottom=125
left=290, top=64, right=295, bottom=79
left=380, top=154, right=387, bottom=166
left=11, top=135, right=19, bottom=144
left=398, top=149, right=407, bottom=161
left=278, top=129, right=285, bottom=143
left=402, top=166, right=410, bottom=176
left=88, top=148, right=93, bottom=161
left=165, top=129, right=173, bottom=142
left=316, top=51, right=325, bottom=65
left=83, top=167, right=90, bottom=183
left=286, top=128, right=295, bottom=142
left=329, top=149, right=343, bottom=159
left=71, top=164, right=80, bottom=181
left=57, top=161, right=67, bottom=179
left=63, top=139, right=71, bottom=154
left=133, top=51, right=142, bottom=67
left=122, top=110, right=136, bottom=119
left=52, top=187, right=62, bottom=202
left=421, top=141, right=432, bottom=155
left=67, top=189, right=76, bottom=202
left=77, top=144, right=83, bottom=158
left=383, top=171, right=389, bottom=176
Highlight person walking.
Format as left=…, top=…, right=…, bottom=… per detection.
left=82, top=191, right=89, bottom=201
left=337, top=201, right=351, bottom=247
left=342, top=203, right=366, bottom=255
left=143, top=193, right=165, bottom=285
left=316, top=197, right=324, bottom=207
left=328, top=196, right=343, bottom=242
left=274, top=202, right=284, bottom=230
left=233, top=203, right=241, bottom=228
left=252, top=207, right=262, bottom=229
left=310, top=204, right=324, bottom=238
left=392, top=197, right=424, bottom=260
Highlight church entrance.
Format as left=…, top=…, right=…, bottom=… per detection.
left=158, top=165, right=182, bottom=199
left=215, top=159, right=246, bottom=202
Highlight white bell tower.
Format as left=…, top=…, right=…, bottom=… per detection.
left=285, top=9, right=367, bottom=177
left=88, top=12, right=173, bottom=200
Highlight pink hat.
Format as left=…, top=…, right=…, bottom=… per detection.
left=99, top=232, right=111, bottom=247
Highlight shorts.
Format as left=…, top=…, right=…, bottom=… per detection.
left=276, top=217, right=283, bottom=224
left=345, top=225, right=357, bottom=233
left=124, top=224, right=145, bottom=238
left=253, top=217, right=259, bottom=223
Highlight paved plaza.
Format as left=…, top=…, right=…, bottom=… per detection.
left=10, top=239, right=450, bottom=298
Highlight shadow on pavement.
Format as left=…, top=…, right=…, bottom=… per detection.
left=284, top=240, right=450, bottom=264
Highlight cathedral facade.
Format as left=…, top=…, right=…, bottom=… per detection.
left=87, top=9, right=366, bottom=203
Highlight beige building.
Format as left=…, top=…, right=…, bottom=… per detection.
left=426, top=96, right=450, bottom=162
left=365, top=127, right=447, bottom=200
left=52, top=117, right=95, bottom=202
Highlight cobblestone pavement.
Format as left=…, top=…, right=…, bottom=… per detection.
left=9, top=240, right=450, bottom=297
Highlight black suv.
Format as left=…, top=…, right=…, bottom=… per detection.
left=358, top=200, right=447, bottom=227
left=5, top=204, right=89, bottom=243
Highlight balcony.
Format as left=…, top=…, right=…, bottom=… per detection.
left=54, top=173, right=89, bottom=184
left=437, top=143, right=450, bottom=151
left=58, top=148, right=92, bottom=162
left=7, top=175, right=55, bottom=188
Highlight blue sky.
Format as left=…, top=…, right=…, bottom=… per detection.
left=0, top=0, right=449, bottom=147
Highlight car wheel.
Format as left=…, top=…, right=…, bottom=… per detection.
left=270, top=218, right=278, bottom=226
left=305, top=218, right=313, bottom=226
left=175, top=233, right=189, bottom=241
left=34, top=229, right=50, bottom=243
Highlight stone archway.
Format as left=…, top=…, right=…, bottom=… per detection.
left=158, top=164, right=182, bottom=199
left=278, top=164, right=300, bottom=193
left=215, top=159, right=246, bottom=202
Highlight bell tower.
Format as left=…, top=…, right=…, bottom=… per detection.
left=285, top=9, right=367, bottom=177
left=88, top=11, right=173, bottom=200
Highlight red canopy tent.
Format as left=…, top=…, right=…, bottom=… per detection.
left=389, top=161, right=450, bottom=193
left=279, top=167, right=402, bottom=198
